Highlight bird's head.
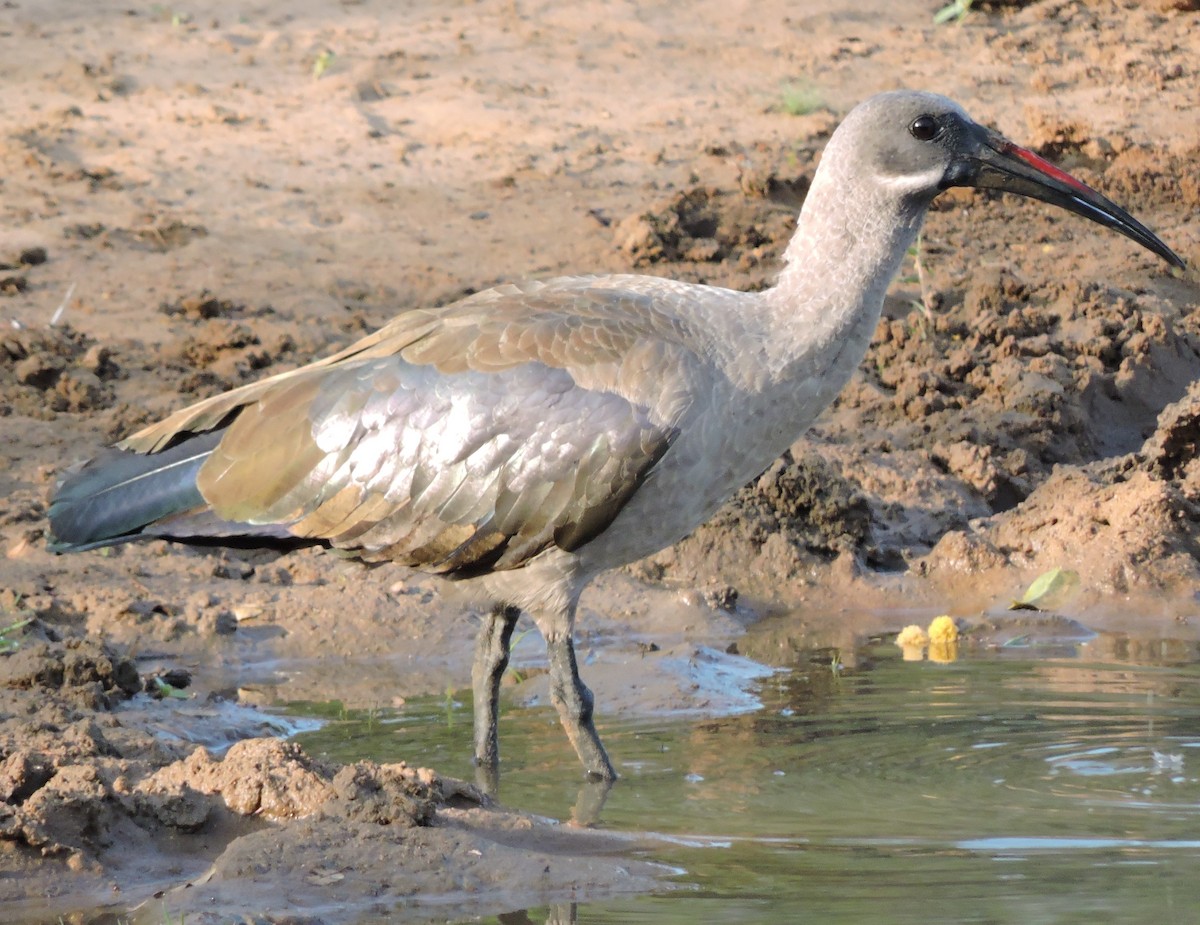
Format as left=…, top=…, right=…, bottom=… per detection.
left=828, top=89, right=1184, bottom=269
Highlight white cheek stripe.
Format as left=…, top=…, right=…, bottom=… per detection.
left=876, top=166, right=946, bottom=193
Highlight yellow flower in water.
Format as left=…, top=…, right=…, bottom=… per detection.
left=927, top=614, right=959, bottom=644
left=895, top=624, right=928, bottom=661
left=896, top=624, right=929, bottom=648
left=928, top=639, right=959, bottom=664
left=898, top=643, right=924, bottom=662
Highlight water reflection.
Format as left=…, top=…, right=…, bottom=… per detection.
left=498, top=905, right=577, bottom=925
left=293, top=620, right=1200, bottom=924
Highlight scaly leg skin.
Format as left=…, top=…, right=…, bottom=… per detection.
left=544, top=628, right=617, bottom=781
left=472, top=603, right=520, bottom=792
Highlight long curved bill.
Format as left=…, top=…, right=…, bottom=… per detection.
left=945, top=125, right=1185, bottom=270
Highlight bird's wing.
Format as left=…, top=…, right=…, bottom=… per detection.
left=122, top=278, right=699, bottom=453
left=119, top=279, right=706, bottom=574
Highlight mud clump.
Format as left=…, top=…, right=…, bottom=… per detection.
left=0, top=736, right=445, bottom=872
left=324, top=760, right=441, bottom=826
left=613, top=186, right=791, bottom=278
left=0, top=246, right=49, bottom=269
left=160, top=318, right=292, bottom=395
left=147, top=739, right=442, bottom=826
left=152, top=293, right=304, bottom=396
left=0, top=637, right=140, bottom=710
left=159, top=290, right=246, bottom=321
left=823, top=255, right=1200, bottom=565
left=106, top=220, right=208, bottom=253
left=920, top=383, right=1200, bottom=594
left=740, top=452, right=873, bottom=557
left=0, top=636, right=147, bottom=866
left=1101, top=146, right=1200, bottom=211
left=1022, top=106, right=1091, bottom=159
left=614, top=187, right=725, bottom=265
left=0, top=247, right=47, bottom=299
left=0, top=662, right=450, bottom=874
left=0, top=274, right=28, bottom=295
left=641, top=449, right=874, bottom=593
left=1, top=325, right=118, bottom=418
left=0, top=632, right=454, bottom=868
left=923, top=465, right=1200, bottom=594
left=1142, top=379, right=1200, bottom=492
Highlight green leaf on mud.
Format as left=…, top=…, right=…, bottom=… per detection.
left=934, top=0, right=974, bottom=25
left=153, top=676, right=191, bottom=699
left=1010, top=567, right=1081, bottom=612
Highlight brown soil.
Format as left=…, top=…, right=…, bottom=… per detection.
left=3, top=0, right=1200, bottom=921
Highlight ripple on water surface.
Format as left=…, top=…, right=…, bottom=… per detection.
left=294, top=626, right=1200, bottom=924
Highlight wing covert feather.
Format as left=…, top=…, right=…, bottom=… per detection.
left=119, top=276, right=713, bottom=573
left=196, top=356, right=681, bottom=574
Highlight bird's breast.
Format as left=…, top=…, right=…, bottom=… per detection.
left=571, top=379, right=805, bottom=574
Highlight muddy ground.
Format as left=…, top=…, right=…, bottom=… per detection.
left=3, top=0, right=1200, bottom=921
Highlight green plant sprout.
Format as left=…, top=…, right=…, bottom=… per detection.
left=779, top=81, right=822, bottom=116
left=934, top=0, right=974, bottom=24
left=904, top=232, right=937, bottom=320
left=313, top=49, right=336, bottom=79
left=507, top=627, right=534, bottom=683
left=0, top=617, right=32, bottom=654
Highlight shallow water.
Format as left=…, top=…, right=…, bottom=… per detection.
left=295, top=628, right=1200, bottom=924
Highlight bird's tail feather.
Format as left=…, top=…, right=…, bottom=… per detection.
left=48, top=430, right=224, bottom=552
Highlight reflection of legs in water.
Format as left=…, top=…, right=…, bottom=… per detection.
left=546, top=903, right=578, bottom=925
left=472, top=604, right=520, bottom=794
left=570, top=777, right=614, bottom=827
left=474, top=753, right=501, bottom=799
left=497, top=904, right=577, bottom=925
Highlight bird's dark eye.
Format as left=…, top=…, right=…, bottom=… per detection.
left=909, top=115, right=940, bottom=142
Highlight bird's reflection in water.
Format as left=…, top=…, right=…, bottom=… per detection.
left=498, top=903, right=577, bottom=925
left=476, top=763, right=613, bottom=827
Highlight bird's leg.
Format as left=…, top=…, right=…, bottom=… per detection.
left=543, top=626, right=616, bottom=781
left=472, top=603, right=520, bottom=782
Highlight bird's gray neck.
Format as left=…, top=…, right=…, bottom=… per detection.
left=762, top=159, right=929, bottom=389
